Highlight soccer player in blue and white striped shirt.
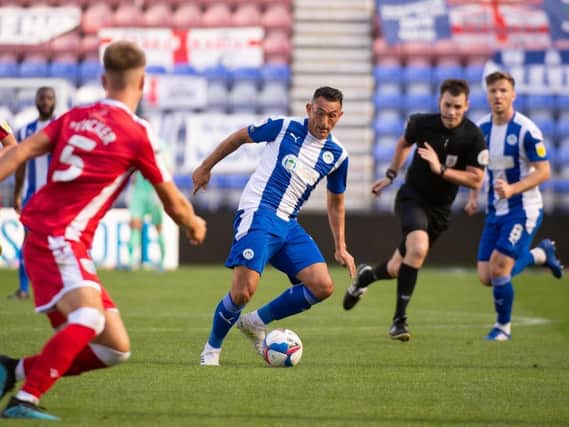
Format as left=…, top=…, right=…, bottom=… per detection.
left=193, top=86, right=356, bottom=366
left=8, top=87, right=56, bottom=300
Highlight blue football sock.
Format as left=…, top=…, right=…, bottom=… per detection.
left=512, top=251, right=534, bottom=277
left=18, top=253, right=29, bottom=293
left=257, top=284, right=319, bottom=324
left=491, top=276, right=514, bottom=325
left=208, top=293, right=244, bottom=348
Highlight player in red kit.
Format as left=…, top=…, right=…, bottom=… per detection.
left=0, top=41, right=207, bottom=420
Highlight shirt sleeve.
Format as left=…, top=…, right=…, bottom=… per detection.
left=0, top=120, right=13, bottom=140
left=326, top=156, right=348, bottom=194
left=465, top=126, right=489, bottom=170
left=136, top=126, right=172, bottom=185
left=247, top=117, right=284, bottom=143
left=403, top=115, right=419, bottom=145
left=523, top=125, right=548, bottom=162
left=41, top=115, right=63, bottom=144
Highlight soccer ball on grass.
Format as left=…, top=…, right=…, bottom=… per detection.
left=263, top=328, right=303, bottom=367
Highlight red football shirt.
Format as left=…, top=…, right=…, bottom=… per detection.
left=21, top=99, right=171, bottom=247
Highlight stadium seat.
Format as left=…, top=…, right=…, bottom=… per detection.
left=400, top=41, right=433, bottom=62
left=525, top=94, right=555, bottom=114
left=373, top=117, right=404, bottom=137
left=556, top=114, right=569, bottom=140
left=260, top=64, right=290, bottom=84
left=258, top=81, right=288, bottom=114
left=18, top=54, right=48, bottom=78
left=81, top=3, right=113, bottom=34
left=144, top=3, right=173, bottom=27
left=232, top=3, right=262, bottom=27
left=79, top=34, right=100, bottom=57
left=263, top=30, right=291, bottom=62
left=172, top=3, right=202, bottom=28
left=555, top=94, right=569, bottom=112
left=48, top=54, right=79, bottom=84
left=433, top=61, right=464, bottom=85
left=201, top=4, right=232, bottom=27
left=403, top=93, right=436, bottom=115
left=49, top=31, right=81, bottom=56
left=79, top=57, right=103, bottom=85
left=206, top=80, right=230, bottom=112
left=464, top=62, right=486, bottom=85
left=230, top=67, right=261, bottom=87
left=229, top=81, right=258, bottom=113
left=374, top=91, right=403, bottom=112
left=0, top=55, right=19, bottom=78
left=262, top=4, right=292, bottom=32
left=113, top=4, right=144, bottom=27
left=532, top=115, right=556, bottom=139
left=373, top=142, right=395, bottom=163
left=373, top=63, right=402, bottom=85
left=402, top=61, right=432, bottom=86
left=468, top=88, right=487, bottom=111
left=173, top=63, right=197, bottom=75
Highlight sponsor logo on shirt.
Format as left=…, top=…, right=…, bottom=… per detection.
left=535, top=142, right=547, bottom=157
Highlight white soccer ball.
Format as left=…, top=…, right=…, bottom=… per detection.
left=263, top=328, right=303, bottom=367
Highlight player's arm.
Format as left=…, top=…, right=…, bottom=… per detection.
left=13, top=163, right=26, bottom=213
left=0, top=131, right=50, bottom=182
left=326, top=191, right=356, bottom=278
left=192, top=127, right=253, bottom=195
left=371, top=135, right=414, bottom=196
left=153, top=180, right=207, bottom=245
left=418, top=142, right=484, bottom=189
left=494, top=160, right=550, bottom=200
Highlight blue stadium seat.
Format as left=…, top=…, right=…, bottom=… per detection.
left=146, top=65, right=168, bottom=74
left=79, top=58, right=102, bottom=85
left=258, top=81, right=288, bottom=114
left=525, top=94, right=555, bottom=115
left=464, top=63, right=485, bottom=85
left=555, top=95, right=569, bottom=111
left=373, top=142, right=395, bottom=163
left=260, top=64, right=290, bottom=84
left=206, top=80, right=230, bottom=112
left=48, top=60, right=79, bottom=84
left=230, top=67, right=261, bottom=87
left=19, top=59, right=48, bottom=78
left=173, top=63, right=197, bottom=75
left=403, top=93, right=436, bottom=115
left=373, top=64, right=402, bottom=85
left=229, top=81, right=258, bottom=113
left=373, top=117, right=404, bottom=137
left=468, top=89, right=487, bottom=111
left=556, top=118, right=569, bottom=139
left=402, top=63, right=432, bottom=85
left=374, top=91, right=403, bottom=112
left=433, top=64, right=464, bottom=85
left=0, top=59, right=18, bottom=78
left=533, top=116, right=556, bottom=139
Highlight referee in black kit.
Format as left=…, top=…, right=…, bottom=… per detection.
left=343, top=78, right=489, bottom=341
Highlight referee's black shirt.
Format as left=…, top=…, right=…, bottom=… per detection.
left=403, top=113, right=487, bottom=208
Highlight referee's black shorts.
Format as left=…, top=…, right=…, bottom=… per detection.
left=394, top=185, right=450, bottom=257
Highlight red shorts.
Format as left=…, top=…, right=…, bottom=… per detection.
left=23, top=232, right=116, bottom=313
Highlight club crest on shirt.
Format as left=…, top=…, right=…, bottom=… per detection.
left=477, top=149, right=489, bottom=166
left=322, top=151, right=334, bottom=164
left=282, top=154, right=297, bottom=172
left=445, top=155, right=458, bottom=167
left=506, top=134, right=517, bottom=145
left=535, top=142, right=547, bottom=157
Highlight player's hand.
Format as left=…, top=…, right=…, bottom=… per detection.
left=464, top=196, right=478, bottom=216
left=334, top=249, right=356, bottom=279
left=185, top=215, right=207, bottom=245
left=191, top=165, right=211, bottom=195
left=371, top=177, right=392, bottom=197
left=494, top=179, right=513, bottom=199
left=417, top=142, right=442, bottom=174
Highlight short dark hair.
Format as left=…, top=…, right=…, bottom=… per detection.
left=485, top=71, right=515, bottom=88
left=439, top=79, right=470, bottom=98
left=312, top=86, right=343, bottom=106
left=103, top=41, right=146, bottom=73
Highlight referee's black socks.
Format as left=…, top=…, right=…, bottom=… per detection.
left=394, top=263, right=418, bottom=320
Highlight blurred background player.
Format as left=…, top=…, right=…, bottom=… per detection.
left=0, top=119, right=16, bottom=256
left=0, top=41, right=206, bottom=421
left=465, top=71, right=564, bottom=341
left=127, top=132, right=172, bottom=271
left=342, top=79, right=488, bottom=341
left=193, top=86, right=356, bottom=366
left=8, top=86, right=57, bottom=300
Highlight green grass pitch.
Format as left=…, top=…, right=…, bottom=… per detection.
left=1, top=266, right=568, bottom=426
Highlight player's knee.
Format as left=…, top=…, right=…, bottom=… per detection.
left=231, top=288, right=253, bottom=305
left=67, top=307, right=106, bottom=335
left=406, top=243, right=429, bottom=264
left=309, top=278, right=334, bottom=300
left=89, top=343, right=131, bottom=367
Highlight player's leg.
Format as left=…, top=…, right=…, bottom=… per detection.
left=149, top=203, right=165, bottom=270
left=512, top=238, right=564, bottom=279
left=342, top=247, right=401, bottom=311
left=476, top=219, right=499, bottom=286
left=128, top=217, right=143, bottom=269
left=7, top=249, right=30, bottom=299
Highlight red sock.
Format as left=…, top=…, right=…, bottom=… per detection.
left=23, top=344, right=107, bottom=378
left=21, top=324, right=96, bottom=399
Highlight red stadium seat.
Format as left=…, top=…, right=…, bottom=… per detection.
left=232, top=4, right=261, bottom=27
left=172, top=3, right=202, bottom=28
left=113, top=4, right=144, bottom=27
left=144, top=3, right=174, bottom=27
left=49, top=31, right=81, bottom=56
left=81, top=3, right=113, bottom=34
left=79, top=34, right=100, bottom=57
left=201, top=3, right=232, bottom=28
left=262, top=4, right=292, bottom=32
left=263, top=30, right=291, bottom=63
